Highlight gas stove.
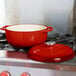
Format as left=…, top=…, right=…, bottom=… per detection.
left=0, top=32, right=75, bottom=51
left=0, top=32, right=76, bottom=76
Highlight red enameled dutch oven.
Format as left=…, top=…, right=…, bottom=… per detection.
left=0, top=24, right=53, bottom=48
left=28, top=42, right=75, bottom=62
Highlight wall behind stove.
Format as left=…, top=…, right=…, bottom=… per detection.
left=5, top=0, right=74, bottom=35
left=0, top=0, right=6, bottom=28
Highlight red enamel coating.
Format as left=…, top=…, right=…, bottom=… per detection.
left=28, top=44, right=75, bottom=62
left=5, top=30, right=48, bottom=48
left=0, top=24, right=53, bottom=48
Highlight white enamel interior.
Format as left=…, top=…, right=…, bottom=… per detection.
left=6, top=25, right=47, bottom=32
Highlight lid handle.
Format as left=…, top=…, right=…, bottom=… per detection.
left=0, top=25, right=10, bottom=30
left=45, top=41, right=56, bottom=45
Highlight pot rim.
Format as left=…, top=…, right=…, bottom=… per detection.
left=1, top=24, right=53, bottom=32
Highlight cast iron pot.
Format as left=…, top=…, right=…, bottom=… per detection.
left=0, top=24, right=53, bottom=48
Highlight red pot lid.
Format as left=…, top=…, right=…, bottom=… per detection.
left=28, top=42, right=75, bottom=62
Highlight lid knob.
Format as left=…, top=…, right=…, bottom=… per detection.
left=45, top=41, right=56, bottom=45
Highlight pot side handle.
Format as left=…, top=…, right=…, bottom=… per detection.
left=0, top=25, right=10, bottom=30
left=42, top=26, right=53, bottom=32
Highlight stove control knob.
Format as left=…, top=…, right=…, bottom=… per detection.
left=0, top=71, right=11, bottom=76
left=21, top=72, right=30, bottom=76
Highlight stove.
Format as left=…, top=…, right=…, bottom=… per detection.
left=0, top=33, right=76, bottom=51
left=0, top=32, right=76, bottom=76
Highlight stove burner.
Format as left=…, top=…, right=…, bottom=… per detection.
left=0, top=33, right=75, bottom=51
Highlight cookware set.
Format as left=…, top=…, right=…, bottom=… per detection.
left=0, top=24, right=75, bottom=62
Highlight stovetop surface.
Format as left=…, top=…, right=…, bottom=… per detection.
left=0, top=50, right=76, bottom=72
